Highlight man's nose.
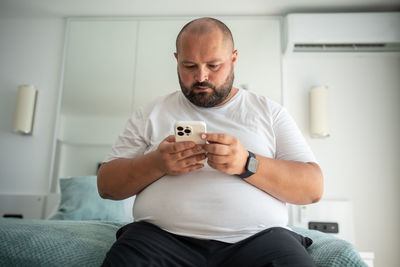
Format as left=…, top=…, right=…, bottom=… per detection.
left=195, top=67, right=208, bottom=82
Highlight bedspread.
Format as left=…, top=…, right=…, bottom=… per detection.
left=0, top=218, right=367, bottom=267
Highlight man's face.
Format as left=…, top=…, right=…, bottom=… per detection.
left=175, top=30, right=238, bottom=107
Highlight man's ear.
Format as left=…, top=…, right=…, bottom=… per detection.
left=232, top=50, right=238, bottom=66
left=174, top=52, right=178, bottom=61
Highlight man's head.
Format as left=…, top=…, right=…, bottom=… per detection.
left=174, top=17, right=238, bottom=108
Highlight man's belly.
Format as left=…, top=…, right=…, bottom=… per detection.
left=133, top=166, right=288, bottom=243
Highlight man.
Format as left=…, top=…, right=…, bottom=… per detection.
left=99, top=17, right=323, bottom=267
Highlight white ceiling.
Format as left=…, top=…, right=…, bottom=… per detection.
left=1, top=0, right=399, bottom=18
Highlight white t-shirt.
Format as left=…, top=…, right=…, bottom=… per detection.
left=104, top=89, right=316, bottom=243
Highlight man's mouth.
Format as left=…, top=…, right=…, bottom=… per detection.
left=193, top=86, right=210, bottom=92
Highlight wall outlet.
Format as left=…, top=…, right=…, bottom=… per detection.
left=308, top=221, right=339, bottom=233
left=3, top=214, right=23, bottom=219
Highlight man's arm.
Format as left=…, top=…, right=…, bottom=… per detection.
left=245, top=158, right=323, bottom=204
left=202, top=133, right=323, bottom=205
left=97, top=135, right=206, bottom=200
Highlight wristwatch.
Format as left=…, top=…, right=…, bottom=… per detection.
left=239, top=151, right=258, bottom=179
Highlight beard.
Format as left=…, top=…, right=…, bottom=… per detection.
left=178, top=69, right=234, bottom=108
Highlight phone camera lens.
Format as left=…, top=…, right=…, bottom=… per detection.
left=184, top=129, right=191, bottom=134
left=177, top=126, right=184, bottom=131
left=177, top=131, right=184, bottom=136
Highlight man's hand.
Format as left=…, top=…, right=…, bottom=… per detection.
left=201, top=133, right=249, bottom=175
left=156, top=135, right=206, bottom=175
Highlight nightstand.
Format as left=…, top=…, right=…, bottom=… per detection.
left=0, top=194, right=45, bottom=219
left=360, top=252, right=375, bottom=267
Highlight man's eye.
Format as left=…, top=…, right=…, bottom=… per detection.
left=184, top=65, right=196, bottom=69
left=208, top=64, right=219, bottom=70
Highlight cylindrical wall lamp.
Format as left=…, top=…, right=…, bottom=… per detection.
left=310, top=86, right=330, bottom=138
left=13, top=85, right=38, bottom=135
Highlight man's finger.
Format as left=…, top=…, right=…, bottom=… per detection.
left=203, top=143, right=230, bottom=155
left=207, top=160, right=228, bottom=172
left=170, top=145, right=204, bottom=161
left=201, top=133, right=234, bottom=145
left=164, top=140, right=196, bottom=153
left=177, top=153, right=207, bottom=168
left=207, top=153, right=229, bottom=164
left=172, top=163, right=205, bottom=175
left=164, top=135, right=176, bottom=143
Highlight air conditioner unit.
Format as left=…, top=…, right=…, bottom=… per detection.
left=284, top=12, right=400, bottom=53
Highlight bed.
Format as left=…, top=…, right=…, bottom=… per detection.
left=0, top=176, right=367, bottom=267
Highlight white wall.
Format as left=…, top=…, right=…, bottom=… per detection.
left=0, top=17, right=65, bottom=194
left=53, top=115, right=128, bottom=189
left=284, top=52, right=400, bottom=267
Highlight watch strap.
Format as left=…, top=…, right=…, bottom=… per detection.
left=239, top=151, right=258, bottom=179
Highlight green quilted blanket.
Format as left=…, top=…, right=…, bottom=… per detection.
left=0, top=219, right=366, bottom=266
left=0, top=219, right=123, bottom=266
left=292, top=226, right=367, bottom=267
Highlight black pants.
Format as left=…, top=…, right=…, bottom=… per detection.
left=102, top=221, right=316, bottom=267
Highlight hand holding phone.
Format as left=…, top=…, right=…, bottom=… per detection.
left=174, top=121, right=207, bottom=164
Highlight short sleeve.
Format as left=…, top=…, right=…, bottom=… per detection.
left=273, top=107, right=317, bottom=163
left=103, top=109, right=149, bottom=163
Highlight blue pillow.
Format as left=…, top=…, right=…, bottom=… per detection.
left=50, top=176, right=125, bottom=221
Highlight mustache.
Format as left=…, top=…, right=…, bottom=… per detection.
left=192, top=82, right=215, bottom=89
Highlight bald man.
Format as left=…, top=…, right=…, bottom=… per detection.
left=99, top=17, right=322, bottom=267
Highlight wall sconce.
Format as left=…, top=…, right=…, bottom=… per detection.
left=310, top=86, right=330, bottom=138
left=13, top=85, right=38, bottom=135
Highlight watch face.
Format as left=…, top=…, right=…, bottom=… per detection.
left=248, top=157, right=258, bottom=173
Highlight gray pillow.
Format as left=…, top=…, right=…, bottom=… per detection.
left=50, top=176, right=125, bottom=221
